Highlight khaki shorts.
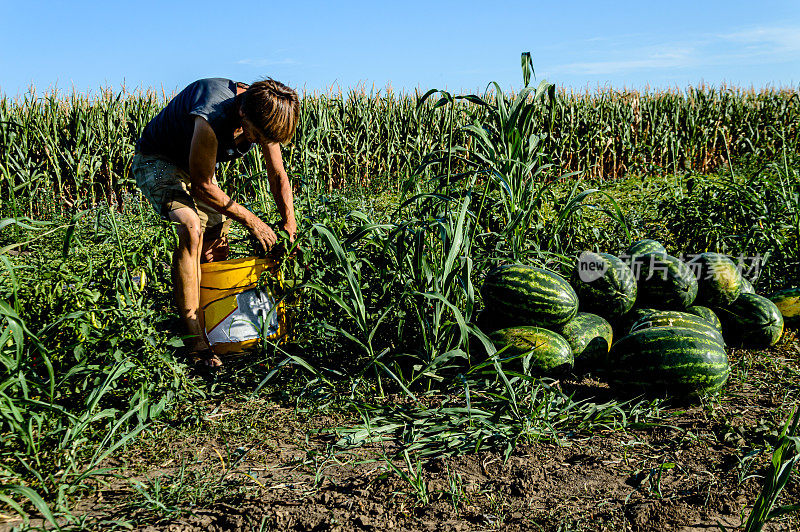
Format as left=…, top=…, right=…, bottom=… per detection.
left=132, top=153, right=229, bottom=239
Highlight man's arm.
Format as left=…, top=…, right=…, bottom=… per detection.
left=188, top=116, right=277, bottom=250
left=262, top=141, right=297, bottom=240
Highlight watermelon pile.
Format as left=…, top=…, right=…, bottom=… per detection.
left=480, top=239, right=794, bottom=400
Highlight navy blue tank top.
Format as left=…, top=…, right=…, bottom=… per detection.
left=136, top=78, right=254, bottom=171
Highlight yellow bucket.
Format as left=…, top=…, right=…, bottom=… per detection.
left=199, top=256, right=287, bottom=355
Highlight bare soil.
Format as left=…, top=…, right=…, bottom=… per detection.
left=5, top=333, right=800, bottom=531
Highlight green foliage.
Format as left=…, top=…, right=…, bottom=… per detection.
left=657, top=153, right=799, bottom=291
left=0, top=207, right=196, bottom=525
left=744, top=409, right=800, bottom=532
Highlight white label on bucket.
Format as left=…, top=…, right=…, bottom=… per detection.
left=206, top=288, right=280, bottom=345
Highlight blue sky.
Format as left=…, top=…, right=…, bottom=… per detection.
left=2, top=0, right=799, bottom=97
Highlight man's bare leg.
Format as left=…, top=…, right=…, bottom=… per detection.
left=169, top=207, right=222, bottom=367
left=201, top=235, right=230, bottom=263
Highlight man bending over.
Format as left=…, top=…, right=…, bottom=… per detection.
left=132, top=78, right=299, bottom=369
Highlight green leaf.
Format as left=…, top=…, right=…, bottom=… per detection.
left=61, top=209, right=88, bottom=258
left=0, top=485, right=59, bottom=528
left=521, top=52, right=534, bottom=87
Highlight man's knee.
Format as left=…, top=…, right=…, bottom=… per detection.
left=170, top=209, right=203, bottom=252
left=178, top=225, right=203, bottom=251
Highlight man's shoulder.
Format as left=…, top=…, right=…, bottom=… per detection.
left=195, top=77, right=234, bottom=85
left=167, top=79, right=231, bottom=101
left=187, top=78, right=236, bottom=92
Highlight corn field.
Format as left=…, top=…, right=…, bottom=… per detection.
left=0, top=85, right=798, bottom=217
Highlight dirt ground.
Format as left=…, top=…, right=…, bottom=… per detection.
left=5, top=332, right=800, bottom=532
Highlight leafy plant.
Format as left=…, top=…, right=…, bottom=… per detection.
left=743, top=409, right=800, bottom=532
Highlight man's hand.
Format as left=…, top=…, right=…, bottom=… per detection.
left=189, top=117, right=293, bottom=255
left=247, top=215, right=278, bottom=253
left=281, top=222, right=297, bottom=243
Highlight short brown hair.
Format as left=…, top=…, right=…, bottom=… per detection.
left=238, top=78, right=300, bottom=144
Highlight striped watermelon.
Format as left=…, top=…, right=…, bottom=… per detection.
left=489, top=326, right=574, bottom=375
left=693, top=253, right=743, bottom=307
left=482, top=265, right=579, bottom=328
left=556, top=312, right=613, bottom=364
left=627, top=239, right=667, bottom=259
left=686, top=306, right=723, bottom=334
left=768, top=287, right=800, bottom=324
left=608, top=327, right=729, bottom=397
left=716, top=293, right=784, bottom=347
left=611, top=307, right=659, bottom=338
left=571, top=252, right=637, bottom=319
left=631, top=253, right=698, bottom=309
left=629, top=310, right=725, bottom=345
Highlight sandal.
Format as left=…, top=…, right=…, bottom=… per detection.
left=188, top=347, right=223, bottom=376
